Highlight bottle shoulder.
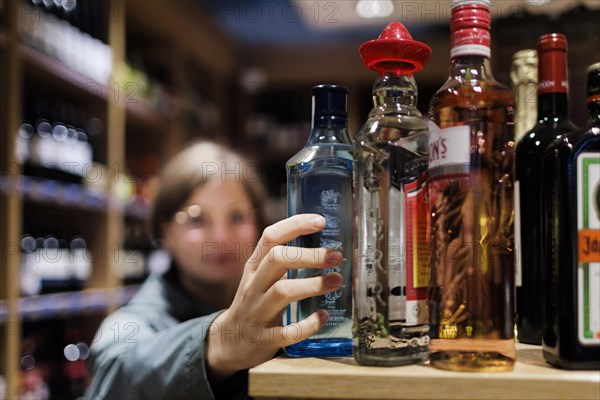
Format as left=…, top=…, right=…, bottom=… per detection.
left=286, top=144, right=353, bottom=166
left=545, top=126, right=600, bottom=158
left=354, top=115, right=428, bottom=144
left=430, top=78, right=515, bottom=111
left=516, top=121, right=577, bottom=154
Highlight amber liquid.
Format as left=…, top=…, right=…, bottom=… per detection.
left=428, top=59, right=516, bottom=372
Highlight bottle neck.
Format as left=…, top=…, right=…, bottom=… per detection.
left=538, top=92, right=569, bottom=120
left=537, top=48, right=569, bottom=121
left=372, top=71, right=418, bottom=108
left=449, top=55, right=494, bottom=81
left=588, top=100, right=600, bottom=127
left=308, top=117, right=350, bottom=145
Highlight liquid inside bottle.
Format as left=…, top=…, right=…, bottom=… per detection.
left=285, top=85, right=353, bottom=357
left=427, top=0, right=516, bottom=372
left=353, top=22, right=432, bottom=366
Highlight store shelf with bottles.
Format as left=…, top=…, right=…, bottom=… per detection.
left=0, top=285, right=139, bottom=324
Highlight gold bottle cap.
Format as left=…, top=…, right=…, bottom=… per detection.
left=586, top=62, right=600, bottom=74
left=511, top=49, right=538, bottom=86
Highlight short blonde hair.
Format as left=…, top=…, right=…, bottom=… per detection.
left=150, top=141, right=266, bottom=241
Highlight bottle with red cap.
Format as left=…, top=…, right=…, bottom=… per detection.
left=428, top=0, right=516, bottom=371
left=515, top=33, right=578, bottom=346
left=353, top=22, right=431, bottom=366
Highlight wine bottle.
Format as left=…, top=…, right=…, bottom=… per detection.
left=285, top=85, right=353, bottom=357
left=353, top=22, right=431, bottom=366
left=515, top=34, right=578, bottom=345
left=542, top=62, right=600, bottom=369
left=428, top=0, right=516, bottom=371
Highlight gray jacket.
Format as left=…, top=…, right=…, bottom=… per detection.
left=85, top=270, right=248, bottom=399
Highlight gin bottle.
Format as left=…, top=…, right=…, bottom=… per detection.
left=428, top=0, right=516, bottom=371
left=285, top=84, right=353, bottom=357
left=353, top=22, right=432, bottom=366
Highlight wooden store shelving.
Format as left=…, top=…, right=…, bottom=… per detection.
left=2, top=1, right=598, bottom=399
left=0, top=1, right=236, bottom=398
left=249, top=344, right=600, bottom=400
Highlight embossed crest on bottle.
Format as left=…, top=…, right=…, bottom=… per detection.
left=285, top=85, right=354, bottom=357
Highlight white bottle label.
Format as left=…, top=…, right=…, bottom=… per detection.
left=388, top=185, right=406, bottom=322
left=577, top=153, right=600, bottom=345
left=359, top=186, right=378, bottom=322
left=514, top=181, right=523, bottom=287
left=428, top=122, right=471, bottom=178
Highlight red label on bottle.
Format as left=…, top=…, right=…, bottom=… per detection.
left=404, top=175, right=429, bottom=325
left=405, top=176, right=429, bottom=296
left=538, top=49, right=568, bottom=94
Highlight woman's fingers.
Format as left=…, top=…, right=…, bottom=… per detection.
left=273, top=310, right=330, bottom=348
left=253, top=246, right=343, bottom=292
left=246, top=214, right=327, bottom=270
left=259, top=273, right=343, bottom=319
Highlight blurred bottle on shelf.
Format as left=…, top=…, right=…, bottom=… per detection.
left=21, top=318, right=92, bottom=399
left=21, top=1, right=111, bottom=84
left=20, top=97, right=97, bottom=185
left=20, top=234, right=92, bottom=296
left=542, top=62, right=600, bottom=370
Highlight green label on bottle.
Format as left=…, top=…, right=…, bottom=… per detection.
left=577, top=153, right=600, bottom=345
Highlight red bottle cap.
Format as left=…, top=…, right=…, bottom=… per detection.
left=451, top=3, right=491, bottom=32
left=538, top=33, right=568, bottom=52
left=359, top=22, right=431, bottom=76
left=537, top=33, right=569, bottom=94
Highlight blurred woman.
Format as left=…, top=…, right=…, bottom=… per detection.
left=86, top=141, right=343, bottom=399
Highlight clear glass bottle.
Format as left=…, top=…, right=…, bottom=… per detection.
left=285, top=84, right=353, bottom=357
left=542, top=62, right=600, bottom=369
left=353, top=22, right=431, bottom=366
left=428, top=0, right=516, bottom=371
left=515, top=34, right=578, bottom=345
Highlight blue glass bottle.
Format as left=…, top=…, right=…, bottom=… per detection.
left=285, top=85, right=353, bottom=357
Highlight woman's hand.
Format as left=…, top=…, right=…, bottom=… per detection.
left=205, top=214, right=344, bottom=381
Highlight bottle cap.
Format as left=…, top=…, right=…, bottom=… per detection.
left=587, top=62, right=600, bottom=100
left=449, top=1, right=491, bottom=58
left=451, top=2, right=491, bottom=31
left=359, top=22, right=431, bottom=76
left=312, top=84, right=348, bottom=120
left=451, top=0, right=490, bottom=8
left=538, top=33, right=568, bottom=52
left=510, top=49, right=538, bottom=86
left=537, top=33, right=569, bottom=94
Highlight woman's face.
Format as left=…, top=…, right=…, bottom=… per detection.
left=162, top=178, right=259, bottom=286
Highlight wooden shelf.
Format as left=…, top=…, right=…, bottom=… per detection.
left=249, top=344, right=600, bottom=400
left=0, top=285, right=140, bottom=323
left=20, top=43, right=108, bottom=101
left=1, top=174, right=108, bottom=212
